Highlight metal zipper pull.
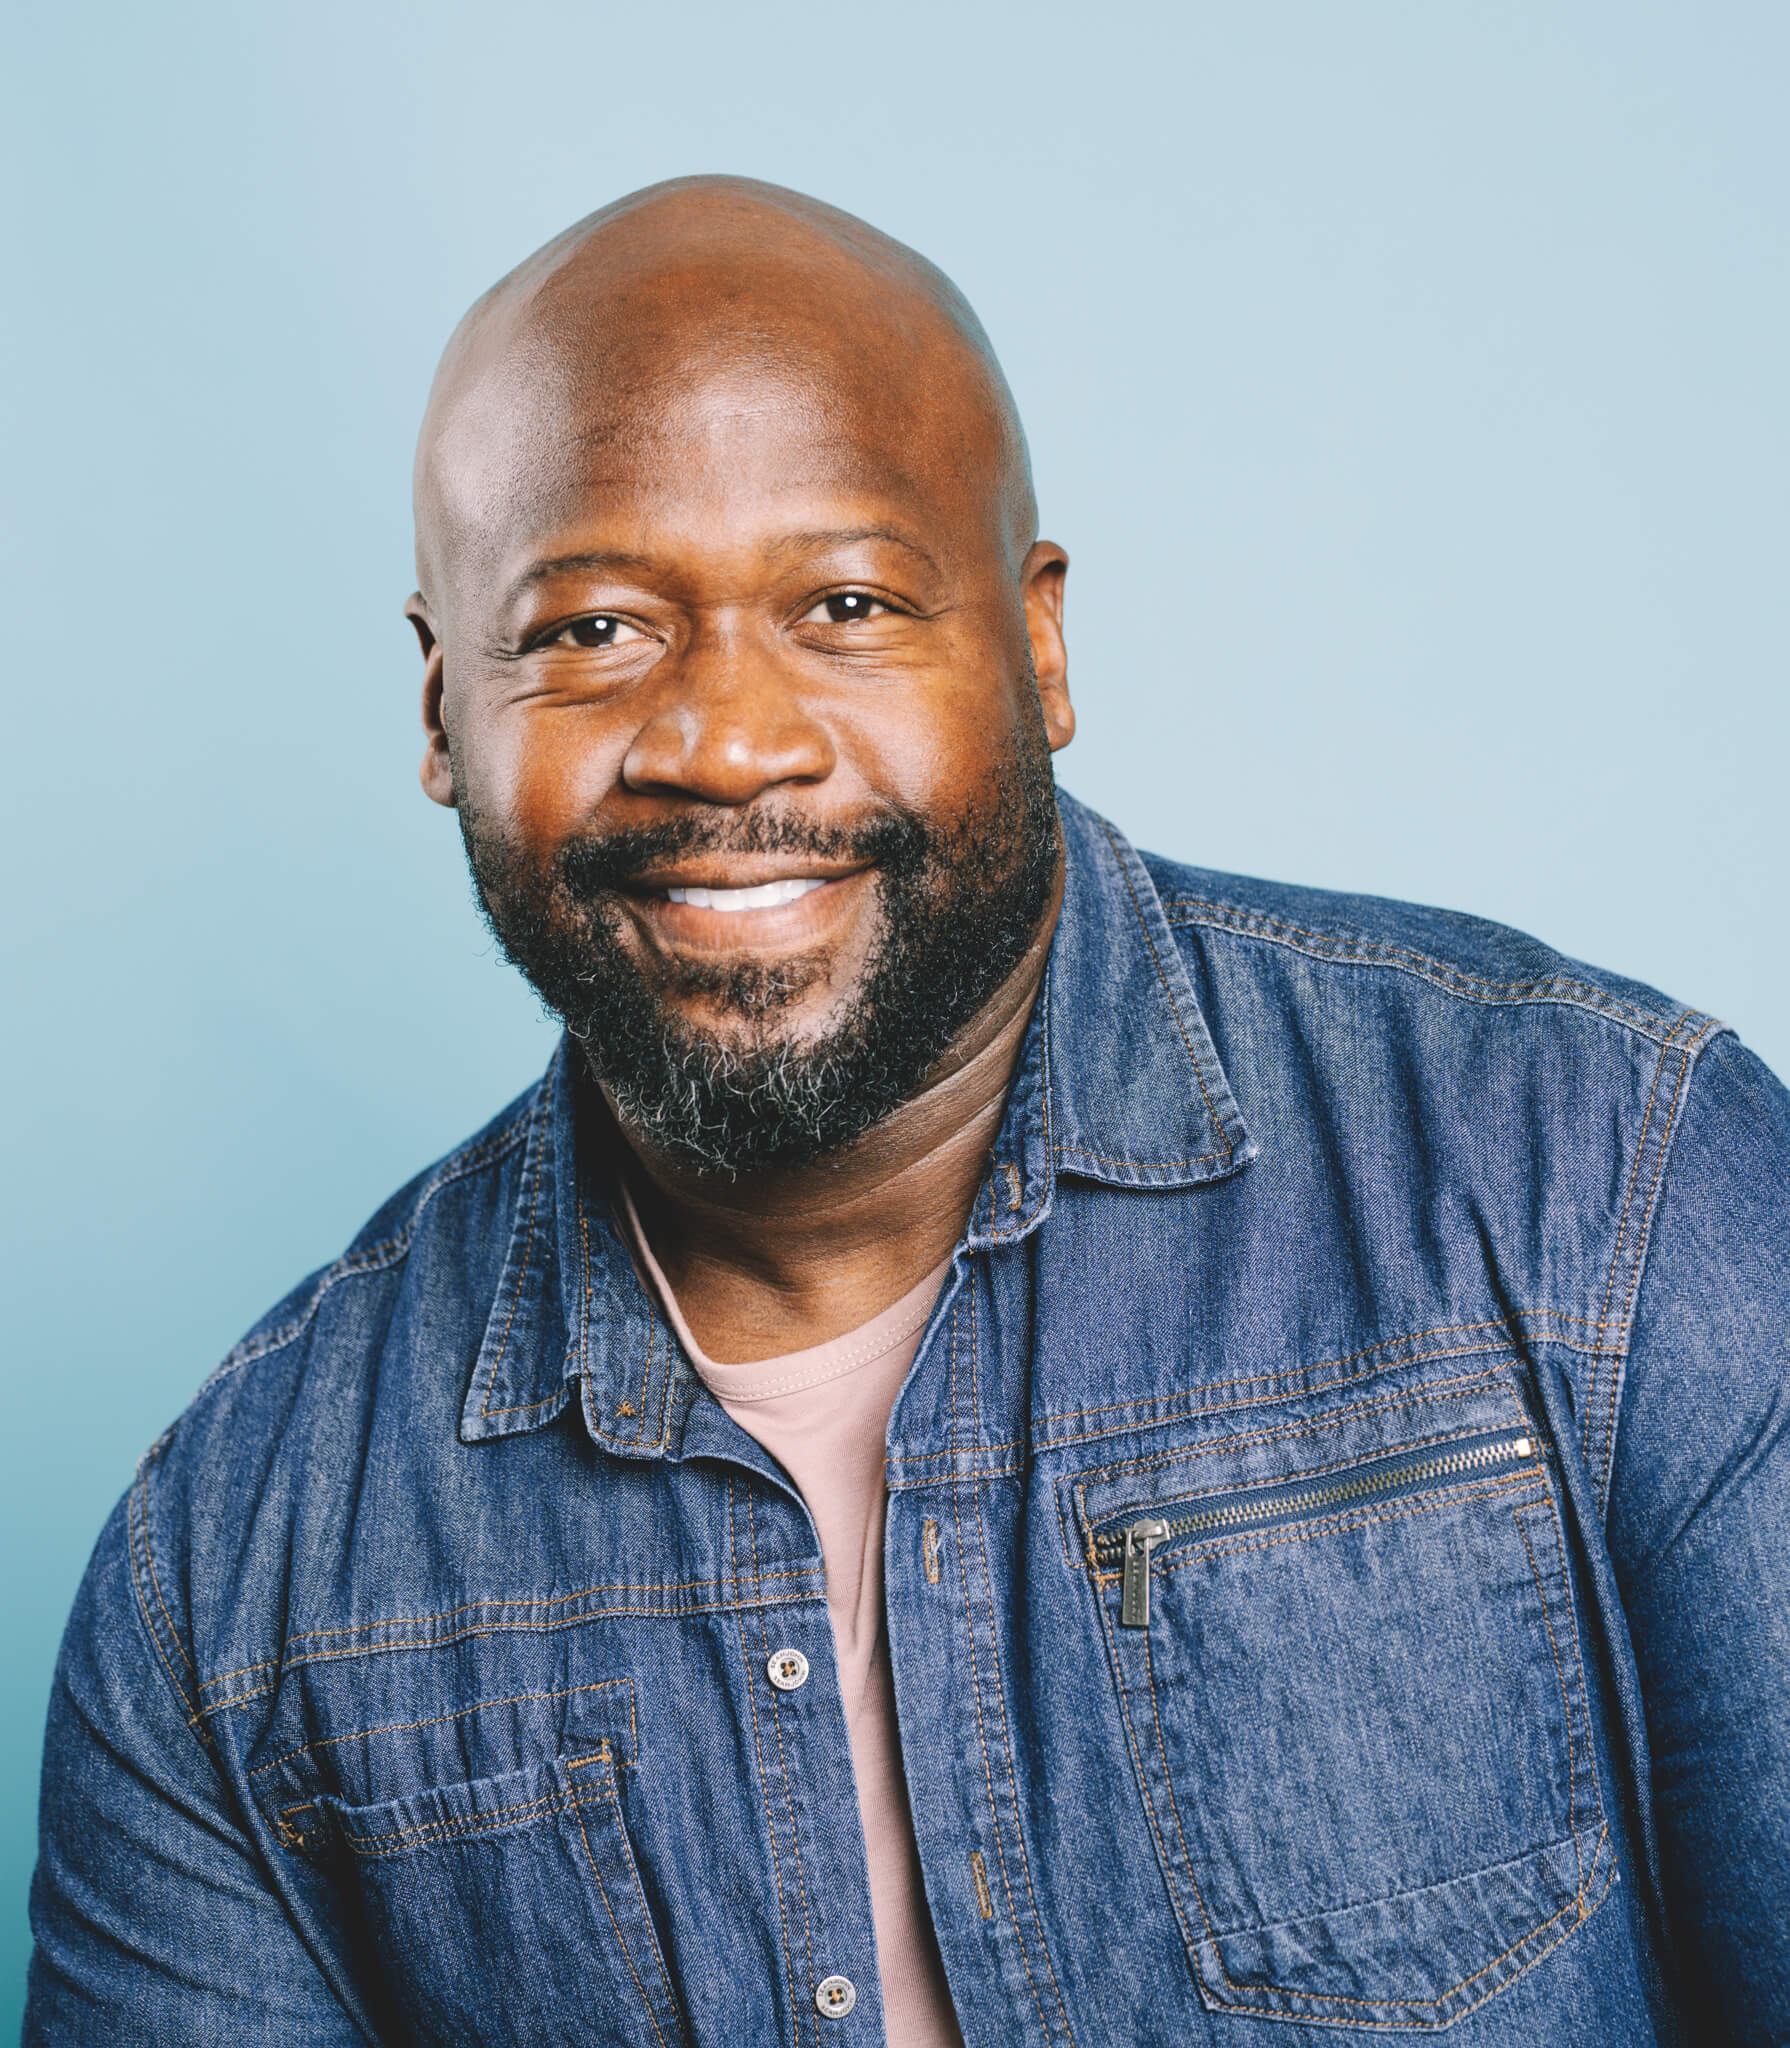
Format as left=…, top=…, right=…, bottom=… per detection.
left=1120, top=1518, right=1172, bottom=1628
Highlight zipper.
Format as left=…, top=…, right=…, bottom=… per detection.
left=1095, top=1426, right=1538, bottom=1629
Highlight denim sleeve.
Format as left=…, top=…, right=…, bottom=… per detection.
left=1606, top=1031, right=1790, bottom=2044
left=23, top=1491, right=368, bottom=2047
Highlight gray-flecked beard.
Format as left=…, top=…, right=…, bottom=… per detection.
left=455, top=713, right=1060, bottom=1176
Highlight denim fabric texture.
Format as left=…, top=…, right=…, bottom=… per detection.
left=24, top=794, right=1790, bottom=2045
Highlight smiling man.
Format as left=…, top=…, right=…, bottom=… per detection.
left=25, top=179, right=1790, bottom=2047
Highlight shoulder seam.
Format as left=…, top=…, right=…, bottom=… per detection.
left=1164, top=896, right=1705, bottom=1047
left=191, top=1108, right=534, bottom=1404
left=1585, top=1013, right=1729, bottom=1516
left=126, top=1431, right=214, bottom=1756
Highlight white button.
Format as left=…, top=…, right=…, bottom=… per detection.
left=815, top=1975, right=857, bottom=2018
left=766, top=1647, right=810, bottom=1692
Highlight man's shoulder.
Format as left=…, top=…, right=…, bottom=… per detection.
left=1140, top=847, right=1702, bottom=1050
left=87, top=1069, right=551, bottom=1744
left=152, top=1072, right=544, bottom=1493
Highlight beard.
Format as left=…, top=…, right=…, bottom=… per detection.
left=455, top=699, right=1061, bottom=1177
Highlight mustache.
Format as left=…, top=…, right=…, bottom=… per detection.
left=555, top=804, right=929, bottom=901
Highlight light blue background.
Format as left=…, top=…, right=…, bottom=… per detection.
left=3, top=0, right=1785, bottom=2027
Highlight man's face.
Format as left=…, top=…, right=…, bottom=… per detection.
left=414, top=342, right=1073, bottom=1173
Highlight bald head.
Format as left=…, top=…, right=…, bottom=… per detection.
left=404, top=178, right=1074, bottom=1173
left=414, top=176, right=1037, bottom=612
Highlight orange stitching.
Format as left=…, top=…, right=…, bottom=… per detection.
left=967, top=1282, right=1076, bottom=2045
left=247, top=1678, right=634, bottom=1780
left=127, top=1474, right=204, bottom=1740
left=207, top=1567, right=822, bottom=1688
left=565, top=1759, right=679, bottom=2048
left=1074, top=1387, right=1516, bottom=1493
left=474, top=1386, right=570, bottom=1422
left=1045, top=1314, right=1612, bottom=1433
left=1140, top=1610, right=1231, bottom=1972
left=1103, top=823, right=1233, bottom=1164
left=1102, top=1583, right=1206, bottom=1969
left=1601, top=1026, right=1706, bottom=1500
left=971, top=1848, right=995, bottom=1919
left=201, top=1590, right=820, bottom=1712
left=1196, top=1843, right=1613, bottom=2028
left=341, top=1786, right=575, bottom=1852
left=1162, top=898, right=1677, bottom=1039
left=1200, top=1844, right=1609, bottom=2017
left=1537, top=1485, right=1602, bottom=1849
left=275, top=1800, right=320, bottom=1848
left=269, top=1567, right=822, bottom=1651
left=135, top=1461, right=196, bottom=1681
left=1515, top=1510, right=1586, bottom=1908
left=977, top=999, right=1052, bottom=1245
left=478, top=1098, right=544, bottom=1415
left=595, top=1762, right=688, bottom=2042
left=945, top=1294, right=1039, bottom=2022
left=637, top=1290, right=656, bottom=1435
left=200, top=1656, right=278, bottom=1691
left=1588, top=1017, right=1690, bottom=1473
left=1054, top=1145, right=1228, bottom=1172
left=749, top=1489, right=819, bottom=2048
left=731, top=1479, right=800, bottom=2048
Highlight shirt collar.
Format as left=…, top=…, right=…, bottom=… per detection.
left=459, top=790, right=1255, bottom=1447
left=958, top=791, right=1255, bottom=1247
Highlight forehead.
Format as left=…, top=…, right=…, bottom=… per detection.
left=418, top=259, right=1010, bottom=598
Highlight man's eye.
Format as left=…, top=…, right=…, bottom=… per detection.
left=804, top=592, right=890, bottom=625
left=551, top=614, right=644, bottom=649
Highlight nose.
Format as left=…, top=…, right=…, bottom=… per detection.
left=620, top=623, right=835, bottom=806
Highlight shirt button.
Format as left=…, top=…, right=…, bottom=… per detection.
left=766, top=1647, right=810, bottom=1692
left=815, top=1975, right=857, bottom=2018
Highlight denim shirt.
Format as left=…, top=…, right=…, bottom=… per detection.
left=26, top=795, right=1790, bottom=2047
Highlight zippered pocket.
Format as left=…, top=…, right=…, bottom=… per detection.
left=1092, top=1426, right=1537, bottom=1627
left=1071, top=1392, right=1609, bottom=2028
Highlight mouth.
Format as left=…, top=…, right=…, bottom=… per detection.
left=662, top=877, right=829, bottom=914
left=617, top=862, right=876, bottom=961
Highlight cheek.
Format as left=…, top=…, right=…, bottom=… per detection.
left=454, top=694, right=630, bottom=850
left=844, top=668, right=1031, bottom=820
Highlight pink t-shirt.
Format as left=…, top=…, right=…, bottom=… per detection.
left=620, top=1189, right=961, bottom=2047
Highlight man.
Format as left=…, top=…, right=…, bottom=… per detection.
left=24, top=177, right=1790, bottom=2047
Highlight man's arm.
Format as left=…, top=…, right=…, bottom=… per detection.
left=1606, top=1030, right=1790, bottom=2043
left=24, top=1492, right=370, bottom=2047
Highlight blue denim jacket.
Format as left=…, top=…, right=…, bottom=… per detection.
left=26, top=795, right=1790, bottom=2046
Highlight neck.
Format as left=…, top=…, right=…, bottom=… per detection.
left=603, top=871, right=1061, bottom=1363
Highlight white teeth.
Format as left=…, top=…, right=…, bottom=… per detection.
left=665, top=877, right=827, bottom=913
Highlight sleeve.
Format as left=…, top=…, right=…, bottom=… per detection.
left=1604, top=1030, right=1790, bottom=2045
left=23, top=1489, right=371, bottom=2048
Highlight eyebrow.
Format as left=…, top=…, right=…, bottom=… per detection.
left=765, top=526, right=940, bottom=573
left=502, top=550, right=659, bottom=606
left=502, top=526, right=940, bottom=609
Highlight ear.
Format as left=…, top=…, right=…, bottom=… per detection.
left=406, top=594, right=456, bottom=808
left=1021, top=541, right=1074, bottom=752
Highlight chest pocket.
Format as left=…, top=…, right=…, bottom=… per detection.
left=321, top=1748, right=684, bottom=2048
left=1070, top=1382, right=1611, bottom=2031
left=253, top=1678, right=685, bottom=2048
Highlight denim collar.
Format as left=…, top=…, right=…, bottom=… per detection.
left=458, top=792, right=1256, bottom=1450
